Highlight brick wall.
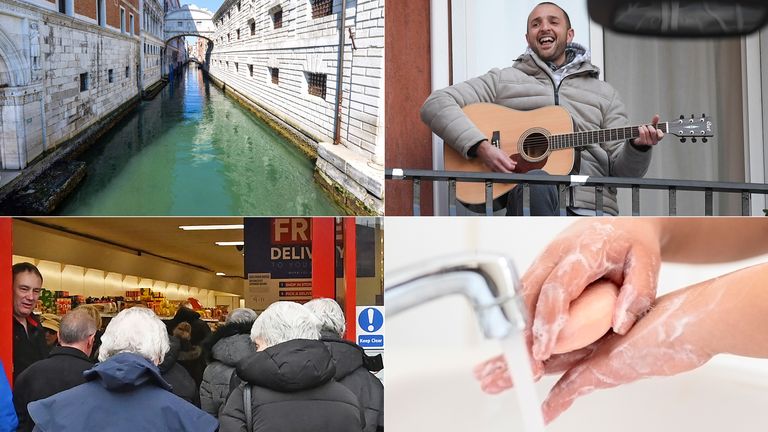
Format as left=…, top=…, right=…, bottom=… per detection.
left=75, top=0, right=96, bottom=21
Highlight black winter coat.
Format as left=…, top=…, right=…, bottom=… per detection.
left=166, top=307, right=211, bottom=386
left=323, top=336, right=384, bottom=432
left=12, top=316, right=47, bottom=382
left=218, top=339, right=364, bottom=432
left=158, top=336, right=200, bottom=406
left=13, top=346, right=93, bottom=432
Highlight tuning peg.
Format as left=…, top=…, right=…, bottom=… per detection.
left=702, top=138, right=708, bottom=143
left=680, top=138, right=686, bottom=143
left=691, top=138, right=697, bottom=143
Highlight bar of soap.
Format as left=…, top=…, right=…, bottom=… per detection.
left=552, top=279, right=619, bottom=355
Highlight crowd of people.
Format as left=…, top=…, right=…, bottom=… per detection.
left=4, top=262, right=384, bottom=432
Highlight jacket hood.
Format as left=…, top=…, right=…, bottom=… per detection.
left=84, top=352, right=172, bottom=392
left=203, top=320, right=256, bottom=364
left=322, top=337, right=366, bottom=381
left=173, top=307, right=201, bottom=323
left=515, top=44, right=599, bottom=80
left=158, top=336, right=181, bottom=373
left=236, top=339, right=335, bottom=392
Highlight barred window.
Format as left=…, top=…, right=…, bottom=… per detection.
left=125, top=66, right=129, bottom=78
left=307, top=72, right=326, bottom=98
left=235, top=62, right=239, bottom=72
left=249, top=64, right=254, bottom=77
left=108, top=69, right=113, bottom=83
left=273, top=10, right=283, bottom=29
left=250, top=21, right=256, bottom=35
left=270, top=68, right=279, bottom=85
left=237, top=29, right=240, bottom=39
left=311, top=0, right=333, bottom=19
left=79, top=72, right=89, bottom=92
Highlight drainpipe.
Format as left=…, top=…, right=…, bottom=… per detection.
left=333, top=0, right=347, bottom=145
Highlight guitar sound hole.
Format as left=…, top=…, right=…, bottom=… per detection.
left=522, top=132, right=549, bottom=160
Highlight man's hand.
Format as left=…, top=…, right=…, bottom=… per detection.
left=475, top=140, right=517, bottom=172
left=633, top=114, right=664, bottom=146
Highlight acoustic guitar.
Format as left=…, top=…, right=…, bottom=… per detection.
left=443, top=103, right=714, bottom=205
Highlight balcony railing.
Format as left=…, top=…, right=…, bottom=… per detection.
left=386, top=169, right=768, bottom=216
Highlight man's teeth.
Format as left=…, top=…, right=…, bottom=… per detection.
left=540, top=37, right=554, bottom=43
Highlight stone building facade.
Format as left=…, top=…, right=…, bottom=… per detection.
left=0, top=0, right=141, bottom=170
left=141, top=0, right=163, bottom=91
left=206, top=0, right=384, bottom=214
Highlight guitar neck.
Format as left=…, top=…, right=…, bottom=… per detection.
left=550, top=122, right=669, bottom=150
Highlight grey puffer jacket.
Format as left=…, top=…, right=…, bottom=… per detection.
left=420, top=47, right=652, bottom=215
left=199, top=321, right=257, bottom=418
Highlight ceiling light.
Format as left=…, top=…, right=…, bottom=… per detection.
left=179, top=224, right=244, bottom=231
left=216, top=272, right=226, bottom=276
left=215, top=241, right=244, bottom=246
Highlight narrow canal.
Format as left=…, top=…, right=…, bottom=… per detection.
left=57, top=65, right=342, bottom=215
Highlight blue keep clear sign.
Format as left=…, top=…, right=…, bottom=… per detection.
left=356, top=306, right=384, bottom=349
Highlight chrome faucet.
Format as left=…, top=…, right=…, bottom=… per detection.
left=385, top=254, right=527, bottom=340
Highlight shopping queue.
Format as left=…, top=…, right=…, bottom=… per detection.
left=6, top=262, right=384, bottom=432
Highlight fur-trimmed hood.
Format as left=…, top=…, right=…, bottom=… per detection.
left=202, top=320, right=256, bottom=365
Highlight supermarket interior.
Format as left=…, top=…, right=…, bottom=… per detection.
left=0, top=217, right=384, bottom=378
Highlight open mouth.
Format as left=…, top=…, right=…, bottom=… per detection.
left=539, top=36, right=555, bottom=49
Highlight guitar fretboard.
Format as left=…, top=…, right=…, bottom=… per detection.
left=550, top=123, right=670, bottom=149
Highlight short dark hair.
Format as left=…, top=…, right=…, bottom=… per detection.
left=12, top=262, right=43, bottom=283
left=535, top=2, right=572, bottom=29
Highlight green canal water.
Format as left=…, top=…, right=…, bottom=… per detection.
left=58, top=66, right=342, bottom=215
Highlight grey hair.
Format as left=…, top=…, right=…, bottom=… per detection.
left=59, top=309, right=97, bottom=344
left=304, top=298, right=345, bottom=338
left=251, top=301, right=321, bottom=349
left=227, top=308, right=258, bottom=324
left=98, top=307, right=170, bottom=365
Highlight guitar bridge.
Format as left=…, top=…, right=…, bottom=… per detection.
left=491, top=131, right=500, bottom=149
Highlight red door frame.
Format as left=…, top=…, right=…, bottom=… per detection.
left=311, top=217, right=335, bottom=300
left=1, top=218, right=13, bottom=386
left=342, top=218, right=357, bottom=341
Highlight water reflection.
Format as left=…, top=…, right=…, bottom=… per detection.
left=58, top=66, right=342, bottom=215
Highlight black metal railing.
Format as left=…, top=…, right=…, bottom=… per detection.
left=386, top=169, right=768, bottom=216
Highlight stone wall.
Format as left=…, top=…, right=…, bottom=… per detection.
left=0, top=0, right=140, bottom=169
left=206, top=0, right=384, bottom=214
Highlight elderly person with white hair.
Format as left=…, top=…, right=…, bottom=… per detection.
left=219, top=301, right=364, bottom=432
left=200, top=307, right=259, bottom=417
left=305, top=298, right=384, bottom=432
left=27, top=307, right=218, bottom=432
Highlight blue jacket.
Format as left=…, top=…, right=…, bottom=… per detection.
left=28, top=352, right=218, bottom=432
left=0, top=360, right=17, bottom=432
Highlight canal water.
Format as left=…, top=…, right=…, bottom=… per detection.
left=58, top=65, right=342, bottom=215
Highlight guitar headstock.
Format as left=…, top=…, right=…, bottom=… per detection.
left=666, top=114, right=714, bottom=143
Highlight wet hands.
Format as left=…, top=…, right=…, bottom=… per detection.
left=542, top=284, right=715, bottom=423
left=523, top=219, right=662, bottom=362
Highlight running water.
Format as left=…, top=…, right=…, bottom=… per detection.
left=501, top=331, right=547, bottom=431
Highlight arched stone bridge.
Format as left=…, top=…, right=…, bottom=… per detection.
left=164, top=4, right=215, bottom=43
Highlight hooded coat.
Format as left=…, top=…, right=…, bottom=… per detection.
left=159, top=336, right=200, bottom=406
left=218, top=339, right=363, bottom=432
left=27, top=352, right=218, bottom=432
left=199, top=320, right=257, bottom=417
left=166, top=307, right=211, bottom=386
left=322, top=334, right=384, bottom=432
